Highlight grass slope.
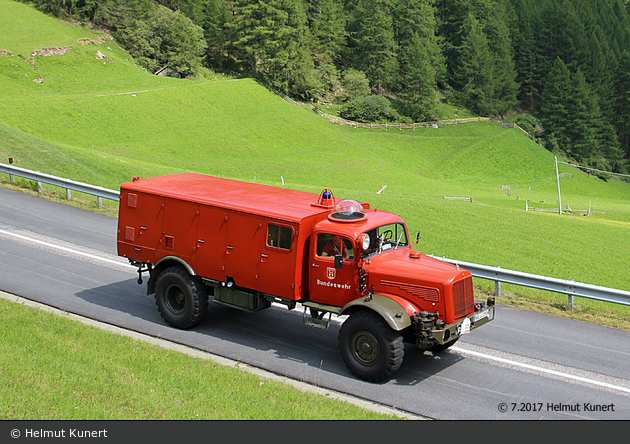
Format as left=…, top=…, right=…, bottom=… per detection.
left=1, top=3, right=629, bottom=311
left=0, top=0, right=93, bottom=57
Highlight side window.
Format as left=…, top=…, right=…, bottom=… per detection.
left=267, top=224, right=292, bottom=250
left=316, top=233, right=354, bottom=259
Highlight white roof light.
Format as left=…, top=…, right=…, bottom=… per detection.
left=328, top=199, right=367, bottom=222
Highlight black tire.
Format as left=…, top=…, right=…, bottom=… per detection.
left=154, top=266, right=209, bottom=329
left=430, top=337, right=459, bottom=353
left=338, top=310, right=404, bottom=382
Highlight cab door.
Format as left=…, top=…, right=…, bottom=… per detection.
left=308, top=232, right=358, bottom=306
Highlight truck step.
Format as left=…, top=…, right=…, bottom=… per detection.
left=302, top=309, right=331, bottom=330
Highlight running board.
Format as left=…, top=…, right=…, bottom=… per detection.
left=302, top=307, right=332, bottom=330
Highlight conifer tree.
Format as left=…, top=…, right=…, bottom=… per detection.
left=485, top=1, right=519, bottom=115
left=615, top=51, right=630, bottom=163
left=394, top=0, right=442, bottom=121
left=540, top=57, right=572, bottom=153
left=442, top=0, right=518, bottom=116
left=509, top=0, right=539, bottom=108
left=567, top=69, right=600, bottom=161
left=200, top=0, right=236, bottom=70
left=230, top=0, right=316, bottom=97
left=349, top=0, right=398, bottom=94
left=305, top=0, right=346, bottom=65
left=399, top=33, right=438, bottom=121
left=455, top=13, right=494, bottom=115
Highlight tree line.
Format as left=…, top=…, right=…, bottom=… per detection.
left=19, top=0, right=630, bottom=174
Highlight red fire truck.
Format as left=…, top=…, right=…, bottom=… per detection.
left=117, top=174, right=495, bottom=381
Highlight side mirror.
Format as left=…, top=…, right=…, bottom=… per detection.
left=334, top=254, right=343, bottom=269
left=411, top=231, right=421, bottom=248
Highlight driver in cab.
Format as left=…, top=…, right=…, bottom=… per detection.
left=320, top=235, right=352, bottom=260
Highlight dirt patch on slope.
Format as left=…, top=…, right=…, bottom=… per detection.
left=28, top=36, right=108, bottom=58
left=30, top=46, right=73, bottom=57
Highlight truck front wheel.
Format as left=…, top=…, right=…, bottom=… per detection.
left=338, top=310, right=404, bottom=382
left=155, top=266, right=209, bottom=329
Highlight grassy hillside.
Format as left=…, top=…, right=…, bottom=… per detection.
left=1, top=0, right=630, bottom=311
left=0, top=1, right=92, bottom=57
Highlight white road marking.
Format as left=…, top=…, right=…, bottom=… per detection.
left=452, top=345, right=630, bottom=395
left=0, top=228, right=135, bottom=270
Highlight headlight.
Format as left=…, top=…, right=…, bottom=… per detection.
left=360, top=233, right=371, bottom=250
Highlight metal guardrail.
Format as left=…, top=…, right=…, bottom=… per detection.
left=0, top=162, right=119, bottom=206
left=2, top=162, right=629, bottom=310
left=434, top=256, right=630, bottom=310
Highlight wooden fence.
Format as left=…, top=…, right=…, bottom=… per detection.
left=262, top=81, right=498, bottom=130
left=262, top=80, right=544, bottom=139
left=312, top=108, right=491, bottom=130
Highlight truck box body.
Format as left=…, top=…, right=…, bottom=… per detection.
left=118, top=174, right=336, bottom=300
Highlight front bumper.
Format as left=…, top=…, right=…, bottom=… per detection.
left=413, top=297, right=495, bottom=347
left=431, top=305, right=495, bottom=344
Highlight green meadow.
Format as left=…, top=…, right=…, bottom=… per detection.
left=1, top=0, right=629, bottom=319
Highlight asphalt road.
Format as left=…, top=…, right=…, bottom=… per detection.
left=1, top=186, right=629, bottom=420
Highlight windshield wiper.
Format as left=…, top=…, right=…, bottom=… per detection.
left=394, top=233, right=403, bottom=250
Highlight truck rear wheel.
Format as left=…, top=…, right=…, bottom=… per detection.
left=338, top=310, right=404, bottom=382
left=155, top=266, right=209, bottom=329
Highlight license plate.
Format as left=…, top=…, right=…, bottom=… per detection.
left=473, top=308, right=490, bottom=322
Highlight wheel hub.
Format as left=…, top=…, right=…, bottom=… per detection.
left=165, top=285, right=186, bottom=314
left=352, top=332, right=380, bottom=365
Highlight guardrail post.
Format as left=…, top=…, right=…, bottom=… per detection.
left=495, top=266, right=501, bottom=297
left=568, top=295, right=574, bottom=311
left=66, top=188, right=72, bottom=200
left=97, top=196, right=103, bottom=207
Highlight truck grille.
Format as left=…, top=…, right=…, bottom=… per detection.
left=453, top=277, right=474, bottom=319
left=380, top=280, right=439, bottom=302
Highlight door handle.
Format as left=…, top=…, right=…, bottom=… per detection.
left=311, top=263, right=319, bottom=268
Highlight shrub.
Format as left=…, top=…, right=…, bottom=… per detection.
left=340, top=95, right=401, bottom=123
left=341, top=69, right=371, bottom=102
left=114, top=5, right=206, bottom=77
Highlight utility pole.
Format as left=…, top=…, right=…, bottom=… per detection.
left=555, top=156, right=562, bottom=215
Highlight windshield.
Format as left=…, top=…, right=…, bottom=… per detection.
left=361, top=223, right=409, bottom=258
